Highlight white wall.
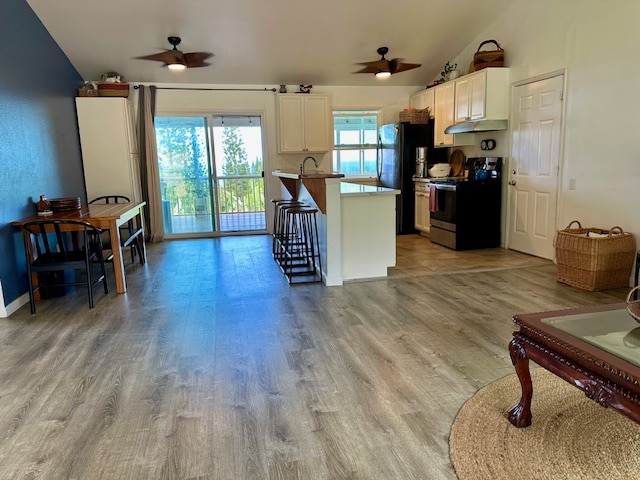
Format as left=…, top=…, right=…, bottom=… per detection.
left=137, top=1, right=640, bottom=247
left=451, top=0, right=640, bottom=239
left=134, top=83, right=417, bottom=233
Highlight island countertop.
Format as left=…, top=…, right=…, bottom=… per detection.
left=272, top=170, right=345, bottom=180
left=340, top=182, right=400, bottom=197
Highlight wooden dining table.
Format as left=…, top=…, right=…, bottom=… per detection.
left=12, top=201, right=146, bottom=294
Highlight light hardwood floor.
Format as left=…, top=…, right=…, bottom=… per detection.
left=1, top=234, right=629, bottom=479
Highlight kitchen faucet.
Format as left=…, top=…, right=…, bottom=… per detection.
left=300, top=156, right=318, bottom=174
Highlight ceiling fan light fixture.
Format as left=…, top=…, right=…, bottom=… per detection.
left=167, top=62, right=186, bottom=71
left=375, top=71, right=391, bottom=78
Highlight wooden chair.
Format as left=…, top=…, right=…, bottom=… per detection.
left=21, top=219, right=109, bottom=314
left=89, top=195, right=143, bottom=265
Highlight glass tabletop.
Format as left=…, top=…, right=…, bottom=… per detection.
left=543, top=309, right=640, bottom=367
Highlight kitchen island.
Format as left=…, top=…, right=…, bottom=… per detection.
left=273, top=171, right=400, bottom=285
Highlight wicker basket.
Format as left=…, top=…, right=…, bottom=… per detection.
left=399, top=108, right=430, bottom=124
left=626, top=286, right=640, bottom=323
left=555, top=221, right=636, bottom=291
left=97, top=82, right=130, bottom=97
left=470, top=40, right=505, bottom=73
left=77, top=87, right=99, bottom=97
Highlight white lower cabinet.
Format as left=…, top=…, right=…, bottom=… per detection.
left=414, top=181, right=430, bottom=235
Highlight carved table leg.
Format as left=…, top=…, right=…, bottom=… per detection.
left=508, top=336, right=533, bottom=427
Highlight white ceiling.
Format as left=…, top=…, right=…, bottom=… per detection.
left=26, top=0, right=514, bottom=87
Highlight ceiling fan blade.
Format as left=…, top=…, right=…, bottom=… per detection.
left=136, top=49, right=186, bottom=66
left=389, top=59, right=421, bottom=74
left=354, top=65, right=382, bottom=74
left=354, top=59, right=390, bottom=74
left=184, top=52, right=214, bottom=68
left=135, top=51, right=175, bottom=63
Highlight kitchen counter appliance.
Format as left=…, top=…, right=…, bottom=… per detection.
left=377, top=121, right=446, bottom=234
left=429, top=157, right=503, bottom=250
left=415, top=147, right=427, bottom=178
left=428, top=163, right=451, bottom=178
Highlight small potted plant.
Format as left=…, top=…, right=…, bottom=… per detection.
left=440, top=62, right=459, bottom=82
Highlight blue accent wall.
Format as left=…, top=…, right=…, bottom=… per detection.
left=0, top=0, right=85, bottom=307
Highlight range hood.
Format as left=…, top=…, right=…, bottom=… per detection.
left=444, top=119, right=508, bottom=134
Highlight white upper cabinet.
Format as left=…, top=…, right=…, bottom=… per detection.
left=277, top=94, right=332, bottom=153
left=433, top=82, right=454, bottom=147
left=433, top=82, right=473, bottom=148
left=410, top=88, right=435, bottom=113
left=454, top=68, right=510, bottom=123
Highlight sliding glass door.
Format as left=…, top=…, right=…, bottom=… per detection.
left=155, top=116, right=214, bottom=234
left=154, top=114, right=266, bottom=236
left=212, top=116, right=266, bottom=232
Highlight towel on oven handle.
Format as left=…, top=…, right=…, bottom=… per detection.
left=429, top=184, right=438, bottom=212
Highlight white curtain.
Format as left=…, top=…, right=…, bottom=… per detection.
left=137, top=86, right=164, bottom=242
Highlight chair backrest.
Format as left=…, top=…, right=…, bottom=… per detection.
left=89, top=195, right=131, bottom=205
left=22, top=220, right=103, bottom=263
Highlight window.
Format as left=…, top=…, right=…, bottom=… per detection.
left=333, top=110, right=379, bottom=176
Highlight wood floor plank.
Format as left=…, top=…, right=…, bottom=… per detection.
left=0, top=234, right=630, bottom=478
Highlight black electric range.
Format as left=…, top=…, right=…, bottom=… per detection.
left=428, top=171, right=502, bottom=250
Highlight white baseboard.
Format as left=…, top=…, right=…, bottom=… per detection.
left=0, top=292, right=29, bottom=318
left=323, top=273, right=343, bottom=287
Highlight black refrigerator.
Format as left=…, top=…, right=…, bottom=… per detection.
left=377, top=121, right=446, bottom=234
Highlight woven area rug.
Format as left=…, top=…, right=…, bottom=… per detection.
left=449, top=368, right=640, bottom=480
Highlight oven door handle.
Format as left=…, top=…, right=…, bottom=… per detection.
left=435, top=184, right=457, bottom=191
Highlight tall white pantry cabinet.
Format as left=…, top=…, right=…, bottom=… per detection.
left=75, top=97, right=142, bottom=203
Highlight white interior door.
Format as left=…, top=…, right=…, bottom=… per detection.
left=507, top=74, right=564, bottom=259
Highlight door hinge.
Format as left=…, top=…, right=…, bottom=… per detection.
left=560, top=90, right=564, bottom=101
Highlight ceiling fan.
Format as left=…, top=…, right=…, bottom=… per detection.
left=136, top=36, right=213, bottom=70
left=354, top=47, right=421, bottom=78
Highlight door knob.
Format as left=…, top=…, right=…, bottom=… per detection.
left=508, top=180, right=517, bottom=186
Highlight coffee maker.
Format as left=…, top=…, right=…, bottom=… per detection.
left=415, top=147, right=428, bottom=177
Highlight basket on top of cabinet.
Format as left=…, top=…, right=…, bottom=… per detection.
left=399, top=108, right=430, bottom=124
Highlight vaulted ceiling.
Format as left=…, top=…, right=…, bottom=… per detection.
left=26, top=0, right=515, bottom=87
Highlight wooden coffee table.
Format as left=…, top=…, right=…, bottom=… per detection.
left=508, top=303, right=640, bottom=427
